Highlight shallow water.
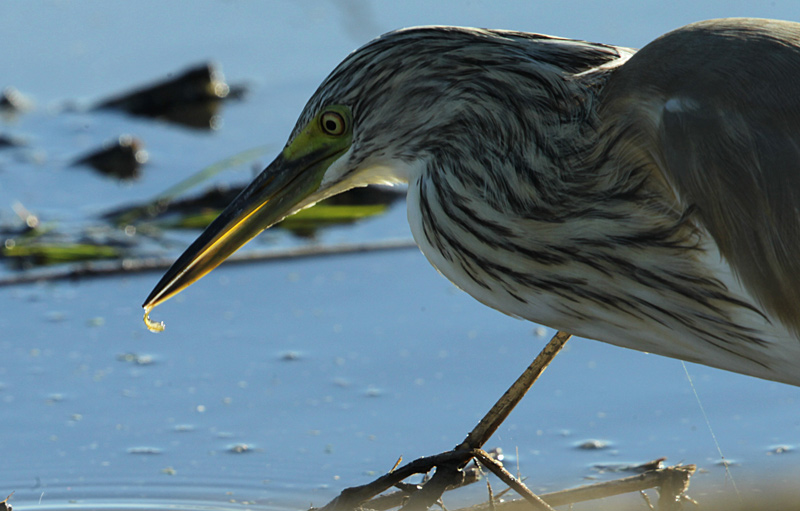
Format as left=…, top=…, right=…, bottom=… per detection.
left=5, top=251, right=800, bottom=508
left=2, top=1, right=800, bottom=510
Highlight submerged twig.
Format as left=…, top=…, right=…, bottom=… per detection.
left=316, top=450, right=474, bottom=511
left=459, top=463, right=697, bottom=511
left=0, top=238, right=418, bottom=287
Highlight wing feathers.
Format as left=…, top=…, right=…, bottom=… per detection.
left=602, top=18, right=800, bottom=330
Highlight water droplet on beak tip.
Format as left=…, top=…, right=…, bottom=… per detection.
left=143, top=306, right=165, bottom=333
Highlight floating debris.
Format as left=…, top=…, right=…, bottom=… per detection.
left=116, top=352, right=156, bottom=365
left=591, top=458, right=667, bottom=474
left=227, top=443, right=254, bottom=454
left=0, top=87, right=32, bottom=112
left=279, top=350, right=302, bottom=361
left=46, top=311, right=66, bottom=322
left=86, top=316, right=105, bottom=327
left=365, top=386, right=383, bottom=398
left=45, top=393, right=65, bottom=404
left=575, top=438, right=612, bottom=450
left=72, top=135, right=148, bottom=180
left=127, top=446, right=163, bottom=455
left=0, top=133, right=25, bottom=149
left=766, top=444, right=794, bottom=455
left=332, top=377, right=351, bottom=388
left=95, top=62, right=243, bottom=129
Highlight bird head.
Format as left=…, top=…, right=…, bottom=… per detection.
left=141, top=29, right=434, bottom=312
left=141, top=101, right=374, bottom=313
left=142, top=27, right=621, bottom=314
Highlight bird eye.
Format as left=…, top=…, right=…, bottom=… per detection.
left=320, top=110, right=346, bottom=136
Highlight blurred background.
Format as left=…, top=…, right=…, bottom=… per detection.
left=1, top=1, right=799, bottom=510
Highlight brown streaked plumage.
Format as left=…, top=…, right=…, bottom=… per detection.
left=143, top=18, right=800, bottom=386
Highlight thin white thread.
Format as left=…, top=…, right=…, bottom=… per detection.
left=682, top=361, right=740, bottom=498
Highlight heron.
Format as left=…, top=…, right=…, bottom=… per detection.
left=143, top=18, right=800, bottom=387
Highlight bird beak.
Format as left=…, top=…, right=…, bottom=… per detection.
left=142, top=145, right=343, bottom=311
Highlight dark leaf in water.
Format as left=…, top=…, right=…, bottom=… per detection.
left=107, top=183, right=404, bottom=223
left=276, top=203, right=389, bottom=237
left=95, top=62, right=244, bottom=129
left=72, top=135, right=148, bottom=180
left=102, top=183, right=241, bottom=226
left=0, top=133, right=25, bottom=149
left=105, top=183, right=404, bottom=236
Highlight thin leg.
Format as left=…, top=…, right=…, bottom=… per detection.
left=459, top=330, right=572, bottom=450
left=318, top=330, right=572, bottom=511
left=402, top=331, right=571, bottom=511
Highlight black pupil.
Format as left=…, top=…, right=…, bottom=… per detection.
left=325, top=118, right=338, bottom=132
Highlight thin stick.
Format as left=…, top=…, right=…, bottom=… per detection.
left=318, top=451, right=473, bottom=511
left=542, top=465, right=695, bottom=508
left=0, top=238, right=418, bottom=287
left=461, top=464, right=697, bottom=511
left=472, top=449, right=555, bottom=511
left=458, top=331, right=571, bottom=451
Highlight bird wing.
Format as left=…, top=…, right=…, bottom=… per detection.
left=601, top=18, right=800, bottom=331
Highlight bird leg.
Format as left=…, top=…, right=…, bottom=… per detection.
left=458, top=330, right=572, bottom=451
left=316, top=330, right=571, bottom=511
left=401, top=331, right=570, bottom=511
